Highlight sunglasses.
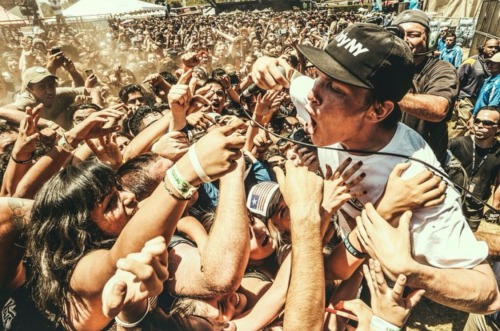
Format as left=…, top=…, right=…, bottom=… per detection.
left=474, top=118, right=498, bottom=127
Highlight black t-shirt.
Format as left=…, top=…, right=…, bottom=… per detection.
left=401, top=56, right=459, bottom=164
left=458, top=54, right=490, bottom=99
left=1, top=283, right=63, bottom=331
left=449, top=135, right=500, bottom=213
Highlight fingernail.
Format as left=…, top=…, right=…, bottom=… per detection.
left=360, top=173, right=366, bottom=178
left=346, top=157, right=352, bottom=162
left=357, top=161, right=363, bottom=166
left=363, top=190, right=367, bottom=195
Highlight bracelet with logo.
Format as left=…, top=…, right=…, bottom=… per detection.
left=370, top=316, right=401, bottom=331
left=343, top=234, right=367, bottom=259
left=163, top=175, right=190, bottom=200
left=166, top=164, right=198, bottom=199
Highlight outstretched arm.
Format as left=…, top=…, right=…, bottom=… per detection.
left=274, top=161, right=325, bottom=331
left=168, top=152, right=250, bottom=297
left=399, top=93, right=450, bottom=122
left=357, top=204, right=500, bottom=314
left=234, top=250, right=291, bottom=331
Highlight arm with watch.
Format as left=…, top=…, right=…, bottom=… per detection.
left=13, top=107, right=124, bottom=199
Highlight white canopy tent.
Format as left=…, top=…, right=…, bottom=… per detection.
left=62, top=0, right=165, bottom=17
left=0, top=5, right=26, bottom=24
left=424, top=0, right=482, bottom=18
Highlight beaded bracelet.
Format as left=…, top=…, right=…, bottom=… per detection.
left=114, top=300, right=150, bottom=328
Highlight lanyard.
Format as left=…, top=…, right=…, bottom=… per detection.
left=471, top=136, right=493, bottom=178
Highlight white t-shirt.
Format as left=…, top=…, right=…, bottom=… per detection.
left=290, top=76, right=488, bottom=269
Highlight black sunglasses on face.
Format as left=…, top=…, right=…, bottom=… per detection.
left=474, top=117, right=498, bottom=127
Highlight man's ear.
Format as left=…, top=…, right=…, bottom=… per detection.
left=367, top=100, right=395, bottom=123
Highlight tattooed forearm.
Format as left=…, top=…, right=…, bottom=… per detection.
left=7, top=198, right=29, bottom=232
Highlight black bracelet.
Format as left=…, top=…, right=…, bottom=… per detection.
left=11, top=152, right=34, bottom=164
left=343, top=234, right=367, bottom=259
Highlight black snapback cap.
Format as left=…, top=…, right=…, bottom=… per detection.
left=297, top=23, right=414, bottom=102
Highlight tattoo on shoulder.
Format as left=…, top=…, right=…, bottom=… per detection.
left=7, top=198, right=29, bottom=231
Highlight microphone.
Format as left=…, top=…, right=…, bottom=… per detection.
left=241, top=66, right=288, bottom=103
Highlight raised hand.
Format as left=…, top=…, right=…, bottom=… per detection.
left=84, top=72, right=99, bottom=89
left=11, top=104, right=42, bottom=161
left=254, top=90, right=280, bottom=118
left=364, top=258, right=425, bottom=328
left=186, top=119, right=247, bottom=183
left=65, top=108, right=123, bottom=147
left=274, top=160, right=323, bottom=221
left=251, top=56, right=292, bottom=90
left=102, top=236, right=168, bottom=318
left=322, top=159, right=366, bottom=216
left=151, top=131, right=189, bottom=162
left=86, top=133, right=123, bottom=169
left=356, top=204, right=418, bottom=281
left=168, top=69, right=193, bottom=115
left=376, top=162, right=446, bottom=224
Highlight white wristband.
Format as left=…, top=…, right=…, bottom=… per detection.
left=370, top=316, right=401, bottom=331
left=188, top=145, right=212, bottom=183
left=114, top=300, right=150, bottom=328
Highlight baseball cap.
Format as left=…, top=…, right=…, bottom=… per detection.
left=297, top=23, right=414, bottom=102
left=246, top=182, right=282, bottom=221
left=393, top=10, right=430, bottom=31
left=22, top=66, right=57, bottom=90
left=485, top=52, right=500, bottom=63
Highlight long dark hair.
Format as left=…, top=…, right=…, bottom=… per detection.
left=27, top=161, right=117, bottom=323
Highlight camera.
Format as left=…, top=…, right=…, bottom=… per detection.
left=228, top=73, right=239, bottom=86
left=290, top=128, right=317, bottom=152
left=51, top=47, right=61, bottom=54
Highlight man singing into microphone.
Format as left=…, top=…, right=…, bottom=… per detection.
left=393, top=10, right=459, bottom=166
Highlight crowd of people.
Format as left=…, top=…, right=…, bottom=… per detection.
left=0, top=6, right=499, bottom=331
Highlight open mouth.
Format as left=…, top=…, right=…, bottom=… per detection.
left=234, top=293, right=240, bottom=308
left=308, top=118, right=317, bottom=135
